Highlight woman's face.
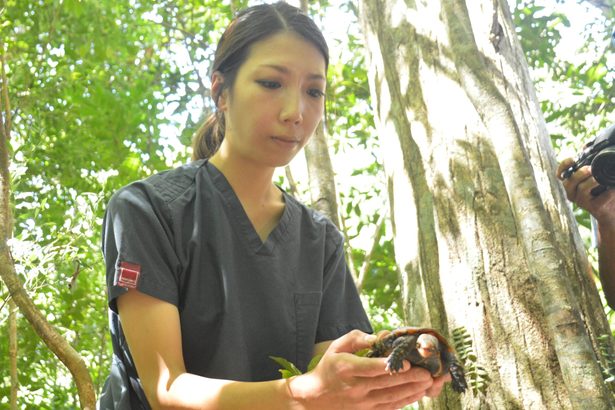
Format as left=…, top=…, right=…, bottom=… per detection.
left=216, top=31, right=326, bottom=169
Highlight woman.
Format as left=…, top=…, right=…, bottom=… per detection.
left=98, top=3, right=448, bottom=409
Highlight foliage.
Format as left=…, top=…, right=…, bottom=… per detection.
left=269, top=355, right=304, bottom=379
left=512, top=3, right=570, bottom=70
left=269, top=354, right=323, bottom=379
left=451, top=327, right=490, bottom=396
left=0, top=0, right=229, bottom=407
left=512, top=0, right=614, bottom=140
left=598, top=334, right=615, bottom=383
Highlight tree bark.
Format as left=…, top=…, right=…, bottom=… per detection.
left=295, top=0, right=340, bottom=227
left=303, top=124, right=341, bottom=226
left=0, top=49, right=96, bottom=410
left=359, top=0, right=614, bottom=408
left=297, top=1, right=365, bottom=283
left=289, top=23, right=340, bottom=226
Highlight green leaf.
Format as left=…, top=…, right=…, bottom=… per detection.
left=307, top=354, right=323, bottom=372
left=355, top=348, right=370, bottom=357
left=270, top=356, right=303, bottom=378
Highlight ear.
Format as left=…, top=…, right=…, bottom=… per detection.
left=211, top=71, right=228, bottom=111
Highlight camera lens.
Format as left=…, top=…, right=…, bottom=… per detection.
left=591, top=146, right=615, bottom=187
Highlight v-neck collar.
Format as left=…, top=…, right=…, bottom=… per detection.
left=206, top=161, right=293, bottom=255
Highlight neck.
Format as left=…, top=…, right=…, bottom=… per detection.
left=208, top=152, right=279, bottom=206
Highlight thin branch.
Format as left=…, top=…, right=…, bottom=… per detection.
left=0, top=290, right=10, bottom=313
left=355, top=212, right=386, bottom=293
left=284, top=165, right=299, bottom=197
left=157, top=20, right=209, bottom=49
left=335, top=195, right=359, bottom=284
left=0, top=47, right=10, bottom=141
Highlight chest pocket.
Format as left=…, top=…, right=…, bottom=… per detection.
left=294, top=292, right=322, bottom=372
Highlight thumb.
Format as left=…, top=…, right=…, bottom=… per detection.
left=556, top=158, right=575, bottom=180
left=329, top=330, right=377, bottom=354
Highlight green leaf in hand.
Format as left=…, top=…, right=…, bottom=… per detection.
left=270, top=356, right=303, bottom=378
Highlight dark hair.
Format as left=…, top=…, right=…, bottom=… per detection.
left=191, top=2, right=329, bottom=160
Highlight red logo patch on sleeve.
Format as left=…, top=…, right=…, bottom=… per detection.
left=115, top=261, right=141, bottom=289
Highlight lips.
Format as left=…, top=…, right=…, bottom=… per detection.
left=271, top=136, right=300, bottom=144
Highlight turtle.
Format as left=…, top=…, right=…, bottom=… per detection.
left=366, top=327, right=467, bottom=393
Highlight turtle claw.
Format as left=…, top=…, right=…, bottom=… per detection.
left=386, top=357, right=404, bottom=374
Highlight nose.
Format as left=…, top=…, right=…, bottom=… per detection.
left=280, top=90, right=303, bottom=124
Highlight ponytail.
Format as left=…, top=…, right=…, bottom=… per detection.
left=191, top=110, right=225, bottom=161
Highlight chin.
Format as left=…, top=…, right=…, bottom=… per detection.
left=267, top=154, right=300, bottom=169
left=270, top=159, right=294, bottom=169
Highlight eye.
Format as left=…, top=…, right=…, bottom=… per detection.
left=307, top=88, right=325, bottom=98
left=256, top=80, right=281, bottom=89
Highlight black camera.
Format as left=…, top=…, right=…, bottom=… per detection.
left=561, top=123, right=615, bottom=196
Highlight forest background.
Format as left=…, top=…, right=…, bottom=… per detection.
left=0, top=0, right=613, bottom=408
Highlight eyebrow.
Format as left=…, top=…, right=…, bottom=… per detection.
left=258, top=64, right=326, bottom=81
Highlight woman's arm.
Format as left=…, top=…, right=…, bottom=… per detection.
left=118, top=290, right=445, bottom=409
left=557, top=159, right=615, bottom=309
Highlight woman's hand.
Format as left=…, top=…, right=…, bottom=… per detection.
left=288, top=330, right=448, bottom=410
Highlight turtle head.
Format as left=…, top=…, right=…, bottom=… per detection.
left=416, top=333, right=440, bottom=359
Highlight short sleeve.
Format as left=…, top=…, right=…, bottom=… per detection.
left=102, top=182, right=181, bottom=313
left=315, top=231, right=373, bottom=342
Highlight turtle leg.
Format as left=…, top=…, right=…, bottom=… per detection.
left=386, top=335, right=418, bottom=374
left=366, top=341, right=387, bottom=358
left=449, top=360, right=467, bottom=393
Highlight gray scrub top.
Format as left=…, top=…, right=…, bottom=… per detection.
left=98, top=160, right=372, bottom=409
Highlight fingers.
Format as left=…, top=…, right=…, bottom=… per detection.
left=375, top=329, right=391, bottom=338
left=335, top=354, right=398, bottom=378
left=323, top=331, right=389, bottom=379
left=328, top=329, right=378, bottom=354
left=561, top=165, right=595, bottom=203
left=556, top=157, right=576, bottom=180
left=380, top=391, right=428, bottom=410
left=358, top=363, right=431, bottom=388
left=360, top=368, right=434, bottom=410
left=425, top=374, right=451, bottom=397
left=369, top=378, right=432, bottom=409
left=557, top=157, right=590, bottom=203
left=564, top=166, right=608, bottom=210
left=573, top=171, right=597, bottom=205
left=557, top=158, right=615, bottom=221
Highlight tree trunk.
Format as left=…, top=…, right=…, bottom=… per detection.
left=304, top=123, right=341, bottom=227
left=359, top=0, right=615, bottom=408
left=0, top=49, right=96, bottom=410
left=298, top=0, right=340, bottom=227
left=297, top=1, right=367, bottom=284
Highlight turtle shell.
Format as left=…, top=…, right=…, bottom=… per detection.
left=367, top=327, right=467, bottom=393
